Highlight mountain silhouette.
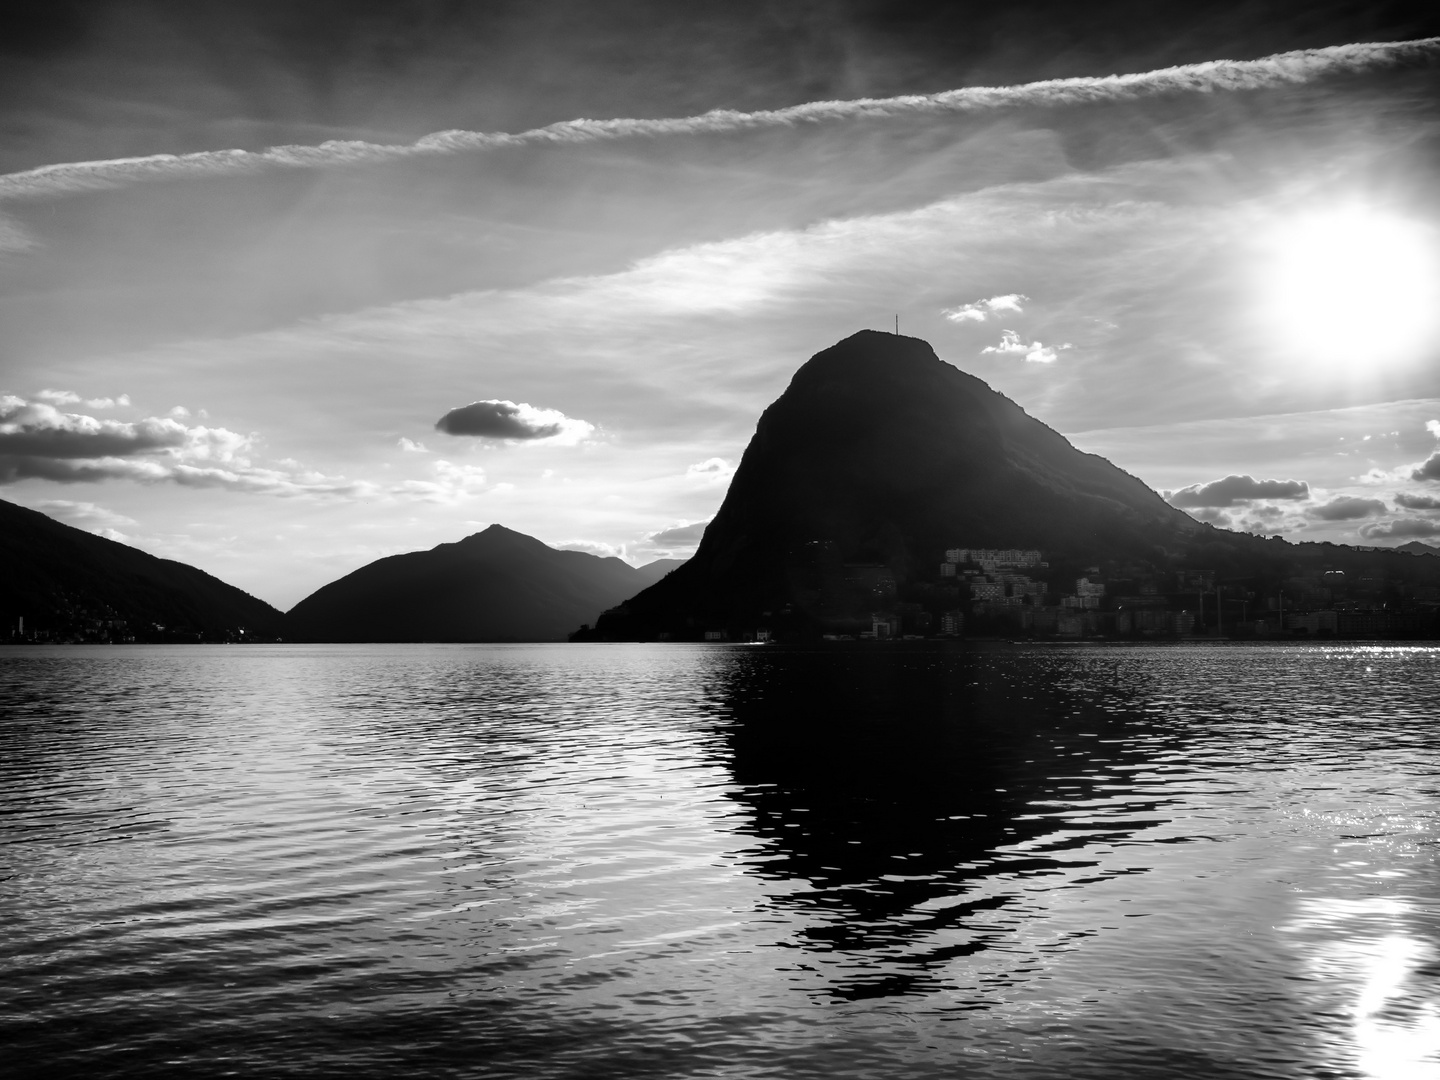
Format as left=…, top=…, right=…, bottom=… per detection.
left=1395, top=540, right=1439, bottom=557
left=589, top=330, right=1439, bottom=640
left=287, top=524, right=685, bottom=642
left=0, top=497, right=284, bottom=641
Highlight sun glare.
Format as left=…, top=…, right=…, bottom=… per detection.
left=1261, top=205, right=1439, bottom=372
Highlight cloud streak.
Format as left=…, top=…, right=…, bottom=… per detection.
left=3, top=38, right=1436, bottom=203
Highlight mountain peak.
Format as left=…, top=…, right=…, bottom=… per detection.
left=593, top=330, right=1195, bottom=639
left=288, top=523, right=682, bottom=641
left=792, top=330, right=954, bottom=383
left=455, top=523, right=545, bottom=549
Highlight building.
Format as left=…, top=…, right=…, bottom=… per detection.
left=945, top=548, right=1044, bottom=568
left=871, top=613, right=900, bottom=639
left=1284, top=611, right=1338, bottom=635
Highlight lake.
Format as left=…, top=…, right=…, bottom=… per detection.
left=1, top=642, right=1437, bottom=1079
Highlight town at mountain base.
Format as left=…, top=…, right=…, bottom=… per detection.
left=580, top=331, right=1440, bottom=642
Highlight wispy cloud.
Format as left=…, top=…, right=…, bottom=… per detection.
left=647, top=520, right=709, bottom=546
left=31, top=499, right=138, bottom=539
left=34, top=389, right=131, bottom=409
left=942, top=294, right=1028, bottom=323
left=3, top=39, right=1435, bottom=202
left=388, top=460, right=490, bottom=504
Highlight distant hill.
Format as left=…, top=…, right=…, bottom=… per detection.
left=1396, top=540, right=1440, bottom=556
left=588, top=331, right=1440, bottom=640
left=0, top=497, right=285, bottom=641
left=286, top=525, right=688, bottom=642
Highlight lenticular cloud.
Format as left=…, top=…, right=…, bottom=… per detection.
left=434, top=400, right=593, bottom=444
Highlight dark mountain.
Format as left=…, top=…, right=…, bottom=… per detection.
left=1395, top=540, right=1440, bottom=557
left=286, top=525, right=687, bottom=642
left=0, top=497, right=284, bottom=641
left=589, top=331, right=1440, bottom=640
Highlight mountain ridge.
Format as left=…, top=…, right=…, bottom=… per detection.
left=589, top=331, right=1440, bottom=640
left=0, top=496, right=285, bottom=641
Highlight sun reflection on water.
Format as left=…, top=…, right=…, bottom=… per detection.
left=1353, top=934, right=1440, bottom=1080
left=1289, top=898, right=1440, bottom=1080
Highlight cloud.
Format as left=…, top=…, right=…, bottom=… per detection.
left=554, top=539, right=624, bottom=558
left=0, top=213, right=36, bottom=253
left=1359, top=518, right=1440, bottom=540
left=942, top=294, right=1028, bottom=323
left=387, top=460, right=490, bottom=504
left=34, top=390, right=79, bottom=405
left=685, top=457, right=734, bottom=482
left=1308, top=496, right=1388, bottom=521
left=397, top=437, right=429, bottom=453
left=1395, top=492, right=1440, bottom=510
left=434, top=399, right=593, bottom=443
left=981, top=329, right=1071, bottom=364
left=0, top=393, right=373, bottom=497
left=4, top=39, right=1436, bottom=202
left=1185, top=507, right=1233, bottom=527
left=1428, top=420, right=1440, bottom=439
left=1165, top=474, right=1310, bottom=507
left=0, top=395, right=193, bottom=460
left=33, top=389, right=130, bottom=409
left=648, top=520, right=710, bottom=546
left=1413, top=452, right=1440, bottom=482
left=30, top=499, right=138, bottom=535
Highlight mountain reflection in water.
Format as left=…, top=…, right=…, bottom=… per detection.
left=1, top=642, right=1437, bottom=1079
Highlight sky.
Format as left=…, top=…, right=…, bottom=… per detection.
left=2, top=0, right=1440, bottom=610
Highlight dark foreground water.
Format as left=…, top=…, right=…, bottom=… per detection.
left=1, top=642, right=1437, bottom=1079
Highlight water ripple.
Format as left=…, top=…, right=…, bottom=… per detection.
left=1, top=642, right=1438, bottom=1077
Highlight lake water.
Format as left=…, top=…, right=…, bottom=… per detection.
left=1, top=642, right=1438, bottom=1079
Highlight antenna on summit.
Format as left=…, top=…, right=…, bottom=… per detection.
left=894, top=314, right=899, bottom=335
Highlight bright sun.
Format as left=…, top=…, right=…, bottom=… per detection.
left=1262, top=204, right=1439, bottom=371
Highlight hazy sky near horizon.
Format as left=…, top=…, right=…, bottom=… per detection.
left=3, top=1, right=1440, bottom=608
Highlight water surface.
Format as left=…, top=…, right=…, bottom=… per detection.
left=2, top=643, right=1437, bottom=1078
